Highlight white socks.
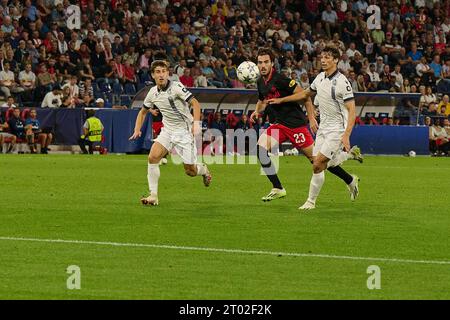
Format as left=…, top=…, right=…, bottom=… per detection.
left=327, top=151, right=351, bottom=168
left=307, top=171, right=325, bottom=204
left=147, top=163, right=160, bottom=195
left=196, top=164, right=207, bottom=176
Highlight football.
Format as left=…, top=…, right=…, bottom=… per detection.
left=237, top=61, right=260, bottom=84
left=408, top=150, right=416, bottom=157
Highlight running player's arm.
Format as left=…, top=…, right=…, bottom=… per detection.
left=340, top=79, right=356, bottom=151
left=301, top=88, right=319, bottom=133
left=266, top=87, right=317, bottom=105
left=250, top=99, right=268, bottom=122
left=342, top=99, right=356, bottom=151
left=251, top=80, right=271, bottom=122
left=174, top=82, right=202, bottom=134
left=129, top=91, right=153, bottom=140
left=189, top=97, right=202, bottom=135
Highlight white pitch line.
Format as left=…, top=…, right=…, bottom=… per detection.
left=0, top=236, right=449, bottom=266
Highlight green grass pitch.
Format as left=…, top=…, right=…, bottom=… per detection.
left=0, top=154, right=449, bottom=299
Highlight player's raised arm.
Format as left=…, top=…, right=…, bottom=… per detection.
left=267, top=88, right=314, bottom=105
left=129, top=106, right=150, bottom=140
left=342, top=98, right=356, bottom=152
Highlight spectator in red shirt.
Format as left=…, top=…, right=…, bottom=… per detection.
left=180, top=68, right=194, bottom=88
left=123, top=60, right=136, bottom=84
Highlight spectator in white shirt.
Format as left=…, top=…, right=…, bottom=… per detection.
left=57, top=32, right=68, bottom=54
left=416, top=57, right=433, bottom=77
left=321, top=4, right=338, bottom=38
left=296, top=32, right=313, bottom=54
left=346, top=42, right=360, bottom=59
left=0, top=62, right=24, bottom=98
left=168, top=66, right=180, bottom=82
left=19, top=63, right=36, bottom=90
left=391, top=64, right=404, bottom=92
left=278, top=23, right=290, bottom=41
left=367, top=63, right=381, bottom=83
left=355, top=0, right=368, bottom=14
left=375, top=56, right=385, bottom=75
left=62, top=75, right=80, bottom=104
left=337, top=53, right=351, bottom=74
left=41, top=85, right=63, bottom=108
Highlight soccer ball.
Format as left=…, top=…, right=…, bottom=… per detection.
left=237, top=61, right=260, bottom=84
left=408, top=150, right=416, bottom=157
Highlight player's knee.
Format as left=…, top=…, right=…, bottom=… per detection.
left=184, top=167, right=196, bottom=176
left=148, top=154, right=160, bottom=164
left=312, top=161, right=326, bottom=174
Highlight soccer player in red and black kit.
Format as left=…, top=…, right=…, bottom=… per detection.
left=251, top=48, right=317, bottom=201
left=251, top=48, right=360, bottom=202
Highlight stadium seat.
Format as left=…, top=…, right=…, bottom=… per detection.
left=355, top=116, right=365, bottom=125
left=138, top=73, right=150, bottom=84
left=99, top=82, right=112, bottom=93
left=232, top=109, right=244, bottom=117
left=120, top=95, right=132, bottom=106
left=93, top=83, right=101, bottom=97
left=104, top=92, right=113, bottom=103
left=378, top=112, right=389, bottom=119
left=5, top=108, right=14, bottom=121
left=112, top=82, right=123, bottom=95
left=137, top=82, right=147, bottom=92
left=203, top=108, right=215, bottom=115
left=124, top=83, right=137, bottom=95
left=21, top=108, right=30, bottom=120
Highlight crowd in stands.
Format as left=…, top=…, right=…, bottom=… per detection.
left=0, top=0, right=450, bottom=155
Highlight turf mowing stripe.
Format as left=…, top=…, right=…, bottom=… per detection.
left=1, top=236, right=449, bottom=266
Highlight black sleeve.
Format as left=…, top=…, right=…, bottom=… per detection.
left=257, top=81, right=264, bottom=101
left=276, top=74, right=297, bottom=95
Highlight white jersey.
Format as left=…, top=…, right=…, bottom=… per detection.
left=143, top=80, right=194, bottom=131
left=310, top=70, right=354, bottom=131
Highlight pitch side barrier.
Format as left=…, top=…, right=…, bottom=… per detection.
left=132, top=88, right=427, bottom=155
left=0, top=92, right=426, bottom=155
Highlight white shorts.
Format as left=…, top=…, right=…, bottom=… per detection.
left=313, top=130, right=344, bottom=160
left=154, top=127, right=197, bottom=165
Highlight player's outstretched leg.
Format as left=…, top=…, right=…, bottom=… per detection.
left=327, top=165, right=360, bottom=201
left=257, top=144, right=286, bottom=202
left=349, top=145, right=363, bottom=163
left=347, top=174, right=360, bottom=201
left=184, top=163, right=212, bottom=187
left=327, top=145, right=363, bottom=168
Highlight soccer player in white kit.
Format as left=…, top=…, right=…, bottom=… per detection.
left=129, top=60, right=211, bottom=206
left=268, top=46, right=361, bottom=210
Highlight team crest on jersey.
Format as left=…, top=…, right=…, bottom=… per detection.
left=289, top=79, right=296, bottom=87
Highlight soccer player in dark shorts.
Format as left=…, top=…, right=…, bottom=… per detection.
left=251, top=48, right=361, bottom=202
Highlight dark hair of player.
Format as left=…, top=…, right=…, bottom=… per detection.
left=151, top=60, right=169, bottom=73
left=322, top=46, right=341, bottom=60
left=257, top=48, right=275, bottom=63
